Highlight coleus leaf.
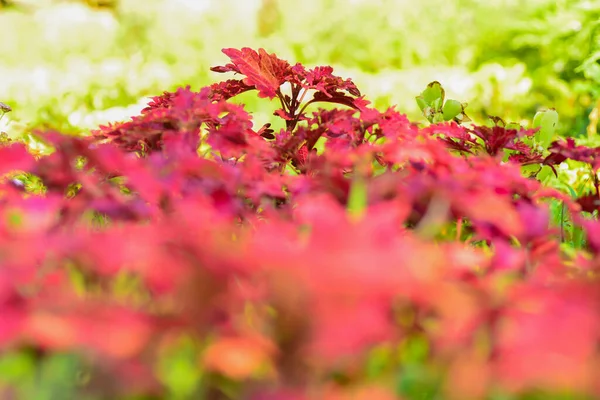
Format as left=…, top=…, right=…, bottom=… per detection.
left=310, top=91, right=360, bottom=110
left=273, top=108, right=295, bottom=121
left=142, top=90, right=177, bottom=114
left=0, top=144, right=35, bottom=176
left=209, top=79, right=255, bottom=102
left=300, top=65, right=361, bottom=98
left=256, top=123, right=275, bottom=140
left=425, top=122, right=476, bottom=154
left=543, top=137, right=600, bottom=169
left=576, top=193, right=600, bottom=214
left=469, top=124, right=536, bottom=158
left=211, top=49, right=362, bottom=107
left=211, top=48, right=291, bottom=99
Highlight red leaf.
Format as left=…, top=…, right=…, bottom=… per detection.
left=544, top=137, right=600, bottom=169
left=496, top=285, right=598, bottom=393
left=209, top=79, right=256, bottom=102
left=310, top=91, right=360, bottom=110
left=218, top=48, right=291, bottom=99
left=0, top=144, right=35, bottom=176
left=142, top=90, right=178, bottom=114
left=302, top=65, right=361, bottom=97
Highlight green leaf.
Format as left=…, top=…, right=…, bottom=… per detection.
left=347, top=177, right=368, bottom=219
left=399, top=335, right=430, bottom=364
left=66, top=264, right=87, bottom=297
left=533, top=109, right=559, bottom=149
left=0, top=351, right=35, bottom=384
left=521, top=163, right=541, bottom=178
left=421, top=81, right=445, bottom=107
left=396, top=364, right=440, bottom=400
left=416, top=81, right=446, bottom=121
left=432, top=113, right=445, bottom=123
left=537, top=165, right=556, bottom=184
left=431, top=97, right=442, bottom=112
left=572, top=225, right=585, bottom=248
left=24, top=353, right=80, bottom=400
left=442, top=99, right=462, bottom=121
left=415, top=96, right=428, bottom=112
left=156, top=336, right=201, bottom=398
left=366, top=345, right=393, bottom=379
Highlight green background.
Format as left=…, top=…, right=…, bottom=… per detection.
left=1, top=0, right=599, bottom=137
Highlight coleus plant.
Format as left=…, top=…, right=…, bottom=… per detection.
left=416, top=83, right=600, bottom=216
left=1, top=48, right=600, bottom=399
left=416, top=80, right=470, bottom=124
left=208, top=47, right=366, bottom=171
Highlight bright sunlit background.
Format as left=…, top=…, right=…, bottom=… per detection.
left=0, top=0, right=599, bottom=137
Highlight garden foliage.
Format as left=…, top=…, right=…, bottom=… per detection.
left=2, top=48, right=600, bottom=399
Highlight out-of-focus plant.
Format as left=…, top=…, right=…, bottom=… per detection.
left=465, top=0, right=600, bottom=136
left=416, top=81, right=470, bottom=124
